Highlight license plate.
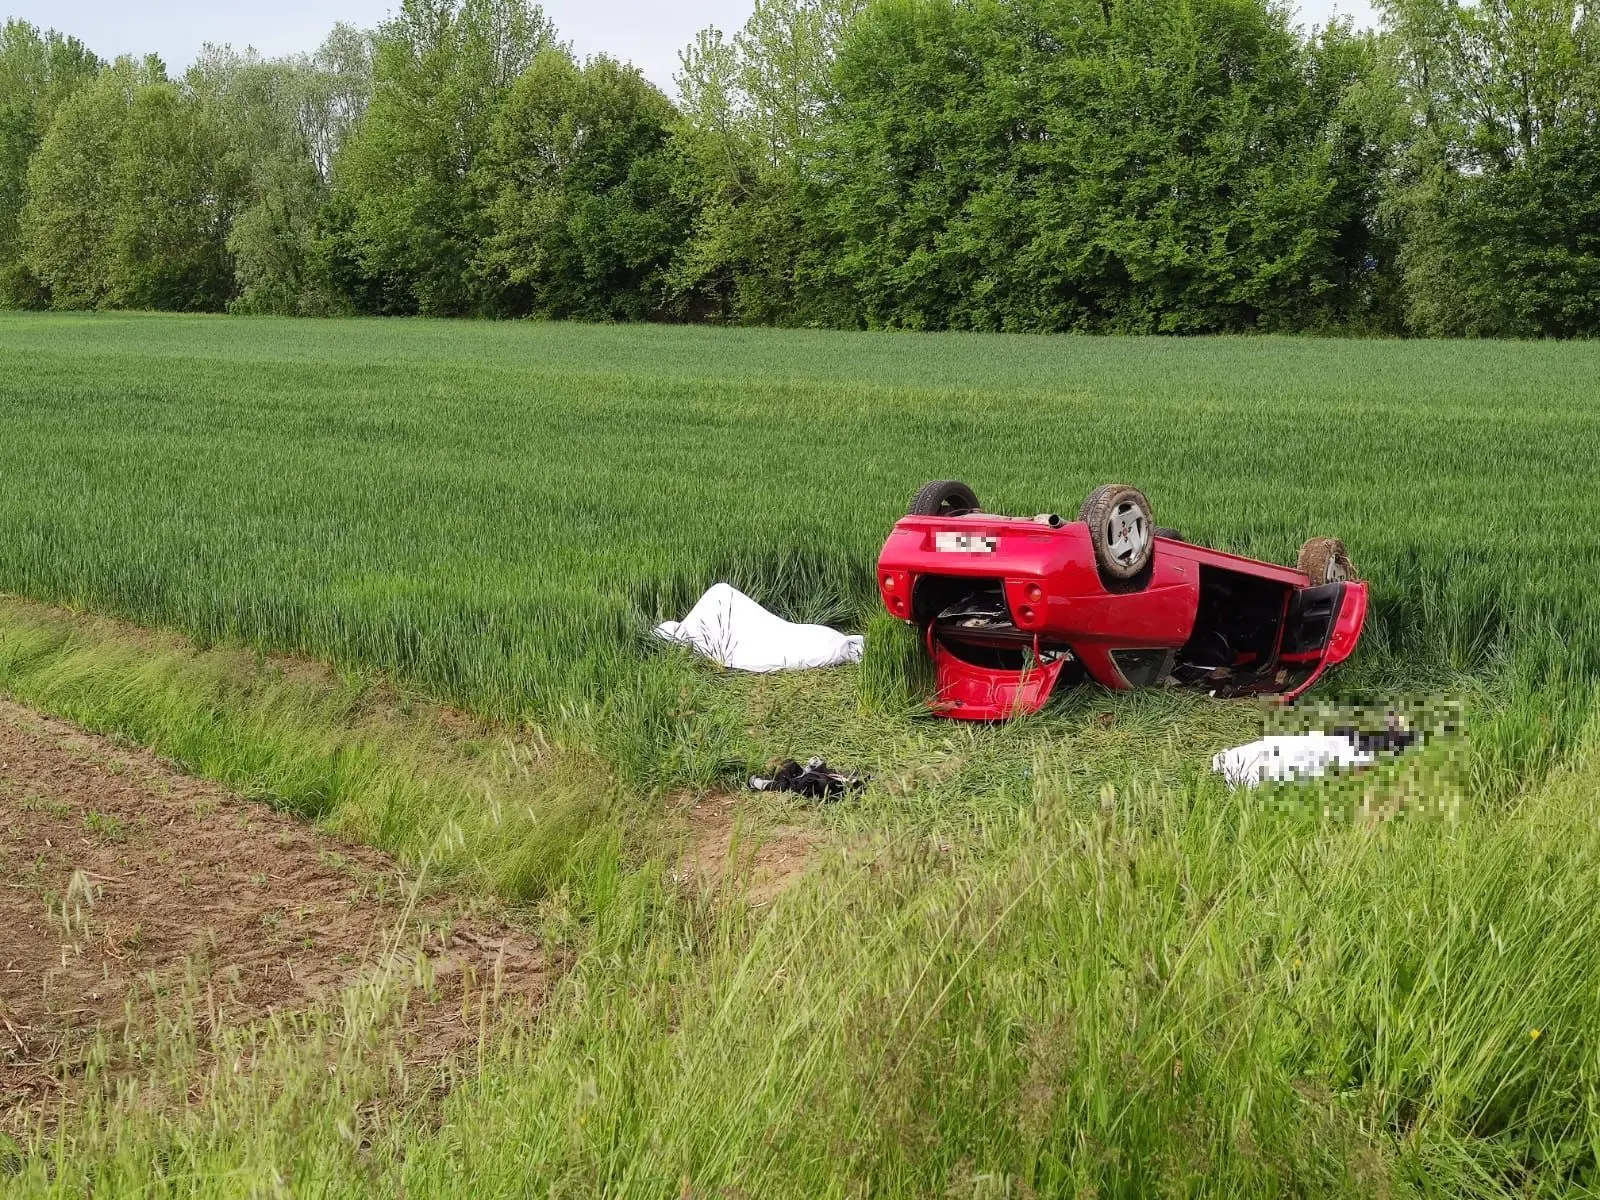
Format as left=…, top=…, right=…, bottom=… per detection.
left=935, top=532, right=998, bottom=553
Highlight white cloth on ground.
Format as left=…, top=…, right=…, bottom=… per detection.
left=1211, top=732, right=1374, bottom=789
left=655, top=583, right=864, bottom=673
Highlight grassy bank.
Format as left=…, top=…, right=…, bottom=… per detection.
left=7, top=595, right=1600, bottom=1196
left=0, top=597, right=629, bottom=908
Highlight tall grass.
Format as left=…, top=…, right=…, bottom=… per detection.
left=14, top=669, right=1600, bottom=1196
left=0, top=599, right=623, bottom=906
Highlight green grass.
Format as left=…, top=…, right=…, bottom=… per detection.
left=5, top=312, right=1600, bottom=1195
left=3, top=312, right=1599, bottom=731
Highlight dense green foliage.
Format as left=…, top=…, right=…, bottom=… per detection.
left=0, top=20, right=98, bottom=306
left=2, top=0, right=1597, bottom=332
left=24, top=60, right=244, bottom=311
left=327, top=0, right=557, bottom=316
left=479, top=51, right=693, bottom=320
left=820, top=0, right=1390, bottom=331
left=196, top=33, right=372, bottom=316
left=5, top=318, right=1600, bottom=1193
left=1385, top=0, right=1600, bottom=334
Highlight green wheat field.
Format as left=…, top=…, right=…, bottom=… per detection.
left=4, top=312, right=1600, bottom=1196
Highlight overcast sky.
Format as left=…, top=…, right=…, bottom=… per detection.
left=5, top=0, right=1379, bottom=93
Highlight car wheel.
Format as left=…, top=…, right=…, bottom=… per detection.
left=1297, top=537, right=1354, bottom=584
left=1079, top=484, right=1154, bottom=580
left=910, top=480, right=980, bottom=517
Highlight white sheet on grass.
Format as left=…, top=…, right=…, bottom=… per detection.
left=1211, top=732, right=1374, bottom=789
left=655, top=583, right=864, bottom=673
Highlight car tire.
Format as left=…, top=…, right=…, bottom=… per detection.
left=1154, top=527, right=1182, bottom=541
left=1079, top=484, right=1155, bottom=580
left=909, top=480, right=980, bottom=517
left=1297, top=537, right=1354, bottom=584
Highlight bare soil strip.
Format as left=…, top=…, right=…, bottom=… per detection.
left=673, top=791, right=824, bottom=907
left=0, top=698, right=548, bottom=1127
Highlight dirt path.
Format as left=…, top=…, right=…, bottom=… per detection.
left=0, top=699, right=548, bottom=1127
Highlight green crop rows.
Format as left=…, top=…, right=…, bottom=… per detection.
left=3, top=313, right=1598, bottom=728
left=6, top=312, right=1600, bottom=1196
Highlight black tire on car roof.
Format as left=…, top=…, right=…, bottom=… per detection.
left=910, top=480, right=981, bottom=517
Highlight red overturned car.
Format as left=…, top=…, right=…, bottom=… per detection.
left=876, top=481, right=1368, bottom=720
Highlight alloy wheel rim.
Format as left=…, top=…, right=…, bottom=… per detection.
left=1105, top=501, right=1150, bottom=567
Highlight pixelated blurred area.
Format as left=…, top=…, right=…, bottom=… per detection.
left=1250, top=695, right=1469, bottom=820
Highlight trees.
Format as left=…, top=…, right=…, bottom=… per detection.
left=1385, top=0, right=1600, bottom=334
left=19, top=60, right=144, bottom=309
left=1, top=0, right=1598, bottom=331
left=478, top=52, right=692, bottom=319
left=189, top=30, right=373, bottom=314
left=1396, top=128, right=1600, bottom=335
left=20, top=33, right=368, bottom=317
left=0, top=21, right=99, bottom=307
left=818, top=0, right=1396, bottom=332
left=21, top=57, right=245, bottom=311
left=111, top=75, right=244, bottom=310
left=331, top=0, right=557, bottom=315
left=668, top=0, right=866, bottom=323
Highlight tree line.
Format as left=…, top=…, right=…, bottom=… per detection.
left=0, top=0, right=1596, bottom=335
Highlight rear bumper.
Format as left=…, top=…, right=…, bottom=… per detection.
left=929, top=631, right=1068, bottom=720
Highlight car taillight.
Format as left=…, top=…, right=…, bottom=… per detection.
left=1025, top=583, right=1043, bottom=603
left=881, top=572, right=910, bottom=616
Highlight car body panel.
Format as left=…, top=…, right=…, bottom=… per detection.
left=928, top=630, right=1069, bottom=718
